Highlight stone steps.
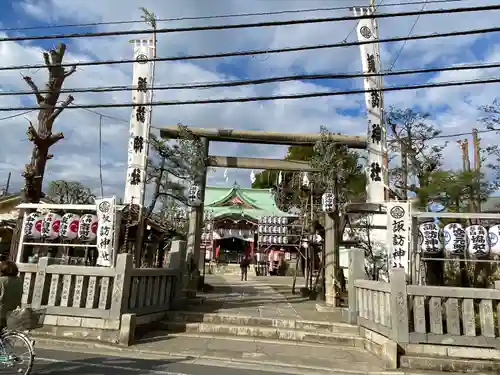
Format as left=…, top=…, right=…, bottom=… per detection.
left=400, top=354, right=500, bottom=373
left=165, top=310, right=359, bottom=335
left=158, top=311, right=362, bottom=347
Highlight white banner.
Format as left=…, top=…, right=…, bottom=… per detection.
left=386, top=201, right=410, bottom=273
left=124, top=39, right=155, bottom=206
left=96, top=196, right=117, bottom=267
left=354, top=7, right=386, bottom=203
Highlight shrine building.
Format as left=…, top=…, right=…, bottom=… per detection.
left=201, top=184, right=296, bottom=266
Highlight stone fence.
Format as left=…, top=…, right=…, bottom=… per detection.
left=347, top=248, right=500, bottom=369
left=16, top=240, right=187, bottom=345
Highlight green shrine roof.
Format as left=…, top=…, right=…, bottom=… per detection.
left=204, top=185, right=293, bottom=220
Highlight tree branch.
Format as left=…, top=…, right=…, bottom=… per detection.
left=50, top=95, right=74, bottom=121
left=64, top=65, right=77, bottom=78
left=26, top=120, right=41, bottom=145
left=48, top=132, right=64, bottom=147
left=22, top=76, right=44, bottom=104
left=43, top=52, right=51, bottom=67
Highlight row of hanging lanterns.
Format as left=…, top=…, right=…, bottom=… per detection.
left=258, top=216, right=290, bottom=245
left=24, top=212, right=98, bottom=242
left=419, top=222, right=500, bottom=257
left=258, top=235, right=289, bottom=244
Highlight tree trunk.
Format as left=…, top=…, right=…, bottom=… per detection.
left=9, top=43, right=76, bottom=261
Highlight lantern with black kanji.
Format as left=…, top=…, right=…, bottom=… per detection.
left=187, top=183, right=202, bottom=206
left=321, top=192, right=335, bottom=212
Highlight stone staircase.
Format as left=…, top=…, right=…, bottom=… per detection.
left=158, top=310, right=364, bottom=347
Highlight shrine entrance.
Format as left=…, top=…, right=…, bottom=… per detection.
left=215, top=237, right=250, bottom=264
left=160, top=125, right=368, bottom=306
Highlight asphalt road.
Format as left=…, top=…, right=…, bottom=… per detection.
left=29, top=348, right=302, bottom=375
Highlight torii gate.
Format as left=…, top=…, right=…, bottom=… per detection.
left=160, top=125, right=367, bottom=305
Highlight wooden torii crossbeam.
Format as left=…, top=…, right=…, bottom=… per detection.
left=160, top=126, right=367, bottom=171
left=159, top=126, right=367, bottom=149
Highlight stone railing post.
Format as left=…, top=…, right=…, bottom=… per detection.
left=31, top=257, right=55, bottom=309
left=347, top=248, right=366, bottom=324
left=166, top=240, right=186, bottom=303
left=390, top=268, right=409, bottom=344
left=110, top=253, right=133, bottom=319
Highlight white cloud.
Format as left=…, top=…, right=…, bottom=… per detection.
left=0, top=0, right=499, bottom=199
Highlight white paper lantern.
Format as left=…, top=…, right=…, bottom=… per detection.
left=419, top=222, right=442, bottom=253
left=283, top=236, right=289, bottom=244
left=59, top=213, right=80, bottom=240
left=24, top=212, right=43, bottom=239
left=489, top=225, right=500, bottom=255
left=443, top=223, right=466, bottom=255
left=187, top=183, right=202, bottom=206
left=41, top=212, right=62, bottom=240
left=282, top=217, right=288, bottom=225
left=466, top=225, right=489, bottom=257
left=78, top=214, right=98, bottom=242
left=205, top=249, right=212, bottom=260
left=321, top=192, right=335, bottom=212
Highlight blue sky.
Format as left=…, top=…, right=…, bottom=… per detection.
left=1, top=0, right=500, bottom=199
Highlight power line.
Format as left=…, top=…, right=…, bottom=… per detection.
left=341, top=0, right=385, bottom=44
left=388, top=0, right=427, bottom=70
left=4, top=61, right=500, bottom=96
left=0, top=4, right=498, bottom=43
left=387, top=127, right=500, bottom=143
left=0, top=0, right=465, bottom=33
left=0, top=110, right=36, bottom=121
left=2, top=76, right=500, bottom=111
left=2, top=26, right=499, bottom=72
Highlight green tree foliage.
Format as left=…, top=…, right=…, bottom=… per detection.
left=146, top=124, right=207, bottom=216
left=422, top=169, right=492, bottom=213
left=252, top=127, right=365, bottom=210
left=46, top=180, right=95, bottom=204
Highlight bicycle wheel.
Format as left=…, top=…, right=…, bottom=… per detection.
left=0, top=331, right=34, bottom=375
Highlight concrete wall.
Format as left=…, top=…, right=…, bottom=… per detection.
left=16, top=240, right=186, bottom=345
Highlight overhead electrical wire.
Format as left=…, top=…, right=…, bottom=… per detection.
left=0, top=4, right=498, bottom=43
left=3, top=76, right=500, bottom=111
left=1, top=26, right=498, bottom=72
left=0, top=110, right=36, bottom=120
left=388, top=0, right=427, bottom=70
left=2, top=61, right=500, bottom=96
left=341, top=0, right=386, bottom=44
left=0, top=0, right=464, bottom=33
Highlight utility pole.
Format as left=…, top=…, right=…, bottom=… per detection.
left=472, top=128, right=481, bottom=212
left=457, top=139, right=472, bottom=212
left=3, top=172, right=11, bottom=195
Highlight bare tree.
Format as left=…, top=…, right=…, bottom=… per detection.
left=386, top=107, right=447, bottom=206
left=344, top=214, right=388, bottom=280
left=22, top=43, right=76, bottom=203
left=10, top=43, right=76, bottom=260
left=46, top=180, right=95, bottom=204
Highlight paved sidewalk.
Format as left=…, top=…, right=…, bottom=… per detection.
left=36, top=334, right=388, bottom=374
left=198, top=274, right=343, bottom=322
